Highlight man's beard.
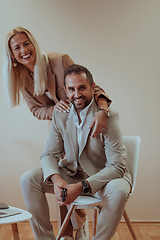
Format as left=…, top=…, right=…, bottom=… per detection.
left=71, top=96, right=92, bottom=111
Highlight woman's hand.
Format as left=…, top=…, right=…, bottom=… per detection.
left=89, top=110, right=108, bottom=138
left=89, top=96, right=109, bottom=138
left=54, top=100, right=71, bottom=113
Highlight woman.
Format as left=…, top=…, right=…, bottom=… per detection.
left=3, top=27, right=112, bottom=240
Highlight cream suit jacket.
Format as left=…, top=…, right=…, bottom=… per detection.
left=23, top=52, right=111, bottom=120
left=41, top=101, right=132, bottom=195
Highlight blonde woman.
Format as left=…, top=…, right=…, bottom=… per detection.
left=3, top=27, right=112, bottom=240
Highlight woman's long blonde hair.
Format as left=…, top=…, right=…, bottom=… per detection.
left=3, top=27, right=48, bottom=107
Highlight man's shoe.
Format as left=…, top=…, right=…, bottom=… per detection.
left=75, top=216, right=90, bottom=240
left=60, top=237, right=74, bottom=240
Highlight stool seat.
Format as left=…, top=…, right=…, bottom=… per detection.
left=73, top=196, right=103, bottom=209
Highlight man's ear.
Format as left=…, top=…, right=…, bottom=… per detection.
left=91, top=82, right=95, bottom=94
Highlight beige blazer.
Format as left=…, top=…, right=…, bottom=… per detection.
left=23, top=52, right=112, bottom=120
left=41, top=101, right=132, bottom=195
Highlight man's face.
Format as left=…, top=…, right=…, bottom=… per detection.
left=65, top=72, right=95, bottom=112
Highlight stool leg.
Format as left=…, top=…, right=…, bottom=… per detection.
left=92, top=209, right=97, bottom=236
left=56, top=205, right=77, bottom=240
left=11, top=223, right=20, bottom=240
left=92, top=206, right=102, bottom=237
left=56, top=198, right=61, bottom=230
left=123, top=209, right=138, bottom=240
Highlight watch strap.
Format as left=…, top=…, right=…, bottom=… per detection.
left=99, top=108, right=110, bottom=117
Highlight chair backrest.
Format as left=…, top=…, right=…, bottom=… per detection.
left=74, top=136, right=141, bottom=209
left=123, top=136, right=141, bottom=193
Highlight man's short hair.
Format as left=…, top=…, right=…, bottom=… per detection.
left=64, top=64, right=94, bottom=87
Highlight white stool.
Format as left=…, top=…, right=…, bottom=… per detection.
left=0, top=206, right=32, bottom=240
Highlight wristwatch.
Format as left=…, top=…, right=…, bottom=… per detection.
left=81, top=181, right=90, bottom=194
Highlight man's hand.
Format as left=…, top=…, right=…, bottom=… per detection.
left=51, top=174, right=68, bottom=203
left=89, top=110, right=108, bottom=138
left=54, top=100, right=70, bottom=113
left=59, top=182, right=82, bottom=206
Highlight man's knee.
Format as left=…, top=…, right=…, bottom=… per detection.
left=20, top=168, right=43, bottom=191
left=102, top=178, right=130, bottom=204
left=113, top=181, right=130, bottom=203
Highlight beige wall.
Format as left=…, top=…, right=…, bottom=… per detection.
left=0, top=0, right=159, bottom=222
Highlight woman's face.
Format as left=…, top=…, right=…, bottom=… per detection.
left=9, top=33, right=36, bottom=71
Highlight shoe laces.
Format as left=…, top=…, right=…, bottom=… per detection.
left=76, top=222, right=87, bottom=238
left=60, top=237, right=73, bottom=240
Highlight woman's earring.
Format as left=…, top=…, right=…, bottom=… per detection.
left=12, top=60, right=17, bottom=67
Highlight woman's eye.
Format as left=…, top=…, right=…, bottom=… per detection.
left=14, top=46, right=19, bottom=51
left=24, top=42, right=30, bottom=46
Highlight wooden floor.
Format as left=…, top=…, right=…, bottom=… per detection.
left=0, top=221, right=160, bottom=240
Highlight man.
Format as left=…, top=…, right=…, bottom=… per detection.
left=40, top=64, right=132, bottom=240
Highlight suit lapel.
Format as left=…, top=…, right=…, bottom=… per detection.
left=78, top=113, right=93, bottom=157
left=78, top=101, right=99, bottom=157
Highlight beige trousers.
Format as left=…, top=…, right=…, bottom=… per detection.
left=21, top=168, right=130, bottom=240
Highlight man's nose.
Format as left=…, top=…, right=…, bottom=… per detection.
left=75, top=90, right=81, bottom=98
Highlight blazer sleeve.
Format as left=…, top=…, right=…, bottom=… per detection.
left=40, top=112, right=64, bottom=183
left=94, top=84, right=112, bottom=106
left=86, top=109, right=128, bottom=194
left=23, top=92, right=54, bottom=120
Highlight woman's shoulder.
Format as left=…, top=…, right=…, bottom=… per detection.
left=46, top=52, right=74, bottom=71
left=47, top=52, right=70, bottom=63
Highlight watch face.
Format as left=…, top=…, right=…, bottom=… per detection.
left=81, top=181, right=90, bottom=194
left=83, top=186, right=90, bottom=193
